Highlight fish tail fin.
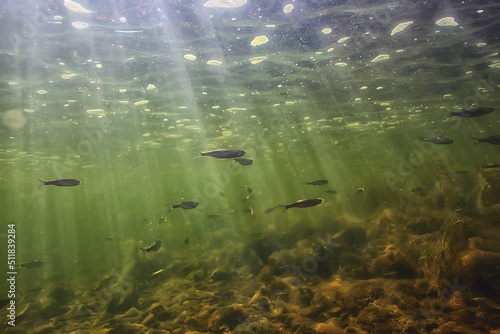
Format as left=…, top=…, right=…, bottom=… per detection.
left=37, top=178, right=46, bottom=189
left=166, top=207, right=173, bottom=215
left=280, top=205, right=287, bottom=213
left=192, top=152, right=202, bottom=160
left=471, top=136, right=479, bottom=147
left=140, top=248, right=146, bottom=259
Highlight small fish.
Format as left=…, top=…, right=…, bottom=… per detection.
left=219, top=192, right=225, bottom=197
left=356, top=188, right=365, bottom=193
left=242, top=195, right=254, bottom=202
left=246, top=186, right=253, bottom=193
left=167, top=201, right=199, bottom=214
left=104, top=236, right=115, bottom=241
left=234, top=158, right=254, bottom=165
left=200, top=149, right=246, bottom=159
left=410, top=186, right=423, bottom=193
left=418, top=136, right=453, bottom=144
left=18, top=260, right=44, bottom=269
left=184, top=238, right=190, bottom=245
left=280, top=198, right=324, bottom=211
left=158, top=217, right=166, bottom=225
left=265, top=205, right=281, bottom=214
left=471, top=135, right=500, bottom=146
left=38, top=178, right=80, bottom=187
left=207, top=214, right=221, bottom=219
left=325, top=190, right=337, bottom=194
left=480, top=163, right=500, bottom=169
left=241, top=206, right=254, bottom=214
left=306, top=180, right=328, bottom=186
left=148, top=269, right=166, bottom=281
left=140, top=240, right=161, bottom=259
left=449, top=107, right=493, bottom=118
left=452, top=170, right=468, bottom=174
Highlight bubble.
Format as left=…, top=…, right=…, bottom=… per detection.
left=207, top=60, right=223, bottom=65
left=283, top=4, right=294, bottom=13
left=435, top=17, right=459, bottom=27
left=390, top=21, right=413, bottom=36
left=203, top=0, right=247, bottom=8
left=251, top=35, right=269, bottom=46
left=64, top=0, right=92, bottom=13
left=371, top=54, right=390, bottom=63
left=72, top=22, right=89, bottom=29
left=2, top=109, right=26, bottom=130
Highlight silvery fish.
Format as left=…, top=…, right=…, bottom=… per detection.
left=38, top=178, right=80, bottom=187
left=449, top=107, right=493, bottom=118
left=471, top=135, right=500, bottom=146
left=200, top=149, right=246, bottom=159
left=140, top=240, right=161, bottom=259
left=418, top=136, right=453, bottom=144
left=280, top=198, right=324, bottom=211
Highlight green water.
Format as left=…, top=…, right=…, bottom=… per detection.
left=1, top=0, right=500, bottom=332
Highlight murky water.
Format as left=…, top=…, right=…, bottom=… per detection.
left=1, top=0, right=500, bottom=333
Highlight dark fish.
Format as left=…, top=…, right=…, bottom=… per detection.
left=418, top=136, right=453, bottom=144
left=234, top=158, right=254, bottom=165
left=104, top=236, right=115, bottom=241
left=306, top=180, right=328, bottom=186
left=18, top=260, right=44, bottom=269
left=200, top=149, right=246, bottom=159
left=246, top=186, right=253, bottom=193
left=265, top=205, right=281, bottom=214
left=471, top=135, right=500, bottom=146
left=280, top=198, right=324, bottom=211
left=207, top=214, right=221, bottom=219
left=452, top=170, right=469, bottom=174
left=140, top=240, right=161, bottom=259
left=449, top=107, right=493, bottom=118
left=219, top=192, right=225, bottom=197
left=184, top=238, right=190, bottom=245
left=480, top=163, right=500, bottom=169
left=325, top=190, right=337, bottom=194
left=167, top=201, right=199, bottom=214
left=38, top=178, right=80, bottom=187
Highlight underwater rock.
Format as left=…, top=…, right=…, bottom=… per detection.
left=144, top=330, right=172, bottom=334
left=31, top=324, right=56, bottom=334
left=371, top=245, right=416, bottom=279
left=108, top=323, right=148, bottom=334
left=187, top=269, right=207, bottom=282
left=461, top=249, right=500, bottom=299
left=208, top=268, right=234, bottom=281
left=209, top=305, right=248, bottom=331
left=331, top=226, right=367, bottom=248
left=314, top=322, right=343, bottom=334
left=40, top=301, right=67, bottom=319
left=48, top=286, right=74, bottom=304
left=293, top=286, right=315, bottom=308
left=105, top=288, right=139, bottom=314
left=406, top=217, right=441, bottom=235
left=149, top=303, right=173, bottom=321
